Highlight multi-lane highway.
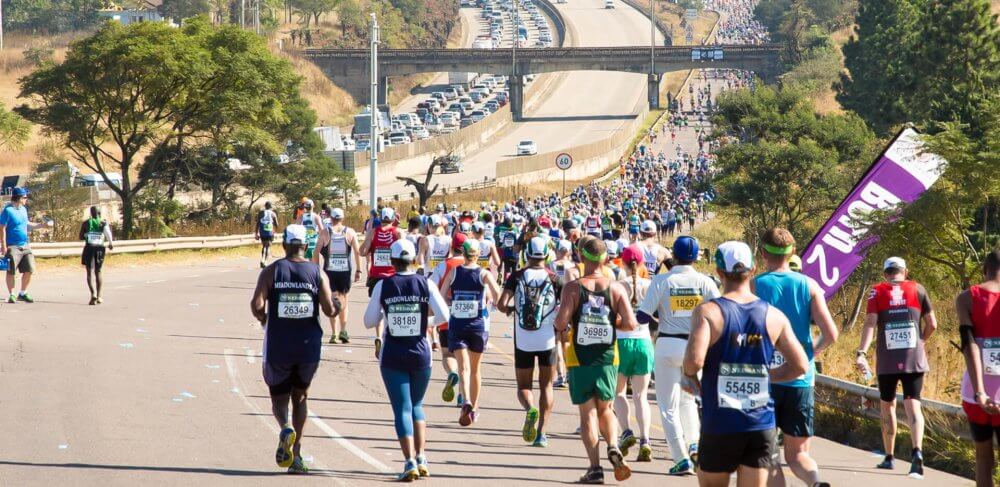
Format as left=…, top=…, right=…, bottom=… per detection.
left=0, top=256, right=972, bottom=485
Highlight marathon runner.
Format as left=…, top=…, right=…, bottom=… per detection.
left=496, top=216, right=520, bottom=281
left=637, top=220, right=670, bottom=276
left=753, top=228, right=838, bottom=487
left=430, top=232, right=470, bottom=406
left=1, top=187, right=50, bottom=304
left=249, top=224, right=340, bottom=475
left=360, top=207, right=403, bottom=358
left=615, top=245, right=654, bottom=462
left=295, top=199, right=323, bottom=261
left=497, top=236, right=561, bottom=447
left=78, top=206, right=114, bottom=305
left=856, top=257, right=937, bottom=478
left=554, top=236, right=638, bottom=483
left=424, top=216, right=452, bottom=280
left=404, top=216, right=428, bottom=275
left=439, top=238, right=502, bottom=426
left=255, top=201, right=279, bottom=268
left=363, top=239, right=449, bottom=481
left=314, top=208, right=362, bottom=344
left=957, top=249, right=1000, bottom=486
left=473, top=222, right=500, bottom=274
left=639, top=235, right=720, bottom=475
left=682, top=241, right=807, bottom=487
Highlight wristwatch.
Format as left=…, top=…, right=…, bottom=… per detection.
left=856, top=350, right=867, bottom=358
left=976, top=392, right=989, bottom=402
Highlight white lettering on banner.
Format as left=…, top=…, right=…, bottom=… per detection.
left=805, top=245, right=839, bottom=288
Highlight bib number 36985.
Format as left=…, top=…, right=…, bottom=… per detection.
left=278, top=293, right=314, bottom=319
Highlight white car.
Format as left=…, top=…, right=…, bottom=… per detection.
left=388, top=131, right=411, bottom=145
left=410, top=126, right=430, bottom=140
left=440, top=112, right=459, bottom=128
left=516, top=140, right=537, bottom=155
left=605, top=0, right=614, bottom=8
left=469, top=110, right=487, bottom=122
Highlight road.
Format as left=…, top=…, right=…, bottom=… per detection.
left=363, top=0, right=662, bottom=199
left=0, top=256, right=973, bottom=486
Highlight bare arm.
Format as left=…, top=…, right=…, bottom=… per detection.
left=359, top=228, right=375, bottom=255
left=250, top=268, right=272, bottom=324
left=682, top=302, right=714, bottom=388
left=610, top=281, right=637, bottom=332
left=770, top=307, right=808, bottom=382
left=808, top=278, right=839, bottom=356
left=482, top=270, right=502, bottom=303
left=313, top=228, right=328, bottom=266
left=921, top=310, right=938, bottom=341
left=439, top=269, right=454, bottom=304
left=497, top=288, right=514, bottom=315
left=554, top=281, right=579, bottom=333
left=350, top=230, right=363, bottom=278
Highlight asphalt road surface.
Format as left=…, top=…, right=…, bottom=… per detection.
left=0, top=255, right=973, bottom=486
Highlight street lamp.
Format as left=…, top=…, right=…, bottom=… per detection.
left=369, top=12, right=380, bottom=211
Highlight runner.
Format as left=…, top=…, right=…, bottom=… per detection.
left=424, top=216, right=452, bottom=280
left=549, top=240, right=577, bottom=390
left=615, top=244, right=655, bottom=462
left=957, top=249, right=1000, bottom=487
left=78, top=206, right=114, bottom=305
left=249, top=224, right=339, bottom=475
left=429, top=232, right=470, bottom=406
left=554, top=236, right=638, bottom=483
left=255, top=201, right=279, bottom=268
left=314, top=208, right=362, bottom=344
left=295, top=199, right=323, bottom=261
left=363, top=239, right=450, bottom=481
left=404, top=216, right=428, bottom=276
left=753, top=228, right=838, bottom=487
left=473, top=222, right=500, bottom=274
left=682, top=241, right=808, bottom=487
left=856, top=257, right=937, bottom=478
left=360, top=207, right=403, bottom=358
left=639, top=235, right=719, bottom=475
left=439, top=237, right=502, bottom=426
left=496, top=216, right=520, bottom=281
left=498, top=237, right=561, bottom=448
left=1, top=187, right=50, bottom=304
left=637, top=220, right=669, bottom=276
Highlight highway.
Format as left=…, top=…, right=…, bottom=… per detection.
left=0, top=256, right=973, bottom=485
left=362, top=0, right=662, bottom=199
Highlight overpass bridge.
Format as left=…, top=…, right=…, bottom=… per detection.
left=304, top=45, right=784, bottom=119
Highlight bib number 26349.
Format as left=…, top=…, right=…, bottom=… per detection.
left=278, top=293, right=314, bottom=319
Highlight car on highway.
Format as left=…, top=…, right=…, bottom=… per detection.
left=445, top=88, right=460, bottom=100
left=484, top=100, right=500, bottom=112
left=469, top=110, right=487, bottom=123
left=447, top=103, right=468, bottom=118
left=460, top=118, right=474, bottom=128
left=450, top=84, right=467, bottom=96
left=459, top=97, right=475, bottom=111
left=431, top=92, right=447, bottom=103
left=425, top=117, right=443, bottom=133
left=605, top=0, right=614, bottom=7
left=516, top=139, right=537, bottom=155
left=469, top=90, right=486, bottom=103
left=415, top=107, right=430, bottom=120
left=388, top=131, right=411, bottom=145
left=410, top=126, right=430, bottom=140
left=440, top=112, right=459, bottom=128
left=436, top=154, right=462, bottom=174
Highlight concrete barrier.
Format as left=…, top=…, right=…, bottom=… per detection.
left=32, top=234, right=263, bottom=258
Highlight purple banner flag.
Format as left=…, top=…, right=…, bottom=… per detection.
left=801, top=128, right=946, bottom=299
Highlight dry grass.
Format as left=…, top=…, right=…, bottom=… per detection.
left=279, top=51, right=359, bottom=127
left=993, top=0, right=1000, bottom=15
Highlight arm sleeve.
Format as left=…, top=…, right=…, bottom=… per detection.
left=427, top=280, right=451, bottom=322
left=362, top=281, right=385, bottom=329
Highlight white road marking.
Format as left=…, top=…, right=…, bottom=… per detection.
left=245, top=349, right=256, bottom=364
left=146, top=279, right=166, bottom=284
left=114, top=285, right=132, bottom=290
left=308, top=413, right=392, bottom=473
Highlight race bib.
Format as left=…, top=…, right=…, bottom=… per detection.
left=478, top=257, right=490, bottom=268
left=387, top=302, right=421, bottom=337
left=374, top=248, right=391, bottom=267
left=278, top=293, right=314, bottom=319
left=884, top=321, right=917, bottom=350
left=503, top=234, right=516, bottom=247
left=86, top=232, right=103, bottom=246
left=261, top=222, right=274, bottom=233
left=770, top=350, right=786, bottom=369
left=327, top=255, right=349, bottom=272
left=983, top=338, right=1000, bottom=376
left=451, top=291, right=480, bottom=319
left=717, top=362, right=769, bottom=410
left=576, top=295, right=613, bottom=346
left=669, top=288, right=702, bottom=318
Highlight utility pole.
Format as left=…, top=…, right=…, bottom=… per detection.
left=368, top=12, right=380, bottom=211
left=240, top=0, right=246, bottom=28
left=650, top=0, right=655, bottom=73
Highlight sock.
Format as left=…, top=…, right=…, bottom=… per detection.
left=885, top=454, right=894, bottom=461
left=912, top=448, right=922, bottom=458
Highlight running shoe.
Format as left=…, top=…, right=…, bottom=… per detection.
left=328, top=335, right=338, bottom=344
left=522, top=407, right=539, bottom=443
left=636, top=440, right=652, bottom=462
left=553, top=374, right=567, bottom=389
left=398, top=459, right=419, bottom=482
left=578, top=466, right=605, bottom=484
left=374, top=338, right=382, bottom=359
left=89, top=297, right=97, bottom=306
left=275, top=426, right=296, bottom=468
left=470, top=408, right=479, bottom=424
left=459, top=403, right=474, bottom=427
left=456, top=393, right=464, bottom=407
left=442, top=372, right=459, bottom=403
left=532, top=433, right=549, bottom=448
left=17, top=293, right=33, bottom=303
left=811, top=483, right=832, bottom=487
left=909, top=451, right=924, bottom=479
left=95, top=297, right=103, bottom=304
left=339, top=330, right=350, bottom=344
left=287, top=456, right=309, bottom=474
left=688, top=442, right=699, bottom=467
left=617, top=429, right=637, bottom=458
left=876, top=456, right=895, bottom=470
left=7, top=294, right=15, bottom=304
left=607, top=446, right=632, bottom=482
left=260, top=260, right=266, bottom=269
left=416, top=455, right=430, bottom=477
left=668, top=458, right=695, bottom=476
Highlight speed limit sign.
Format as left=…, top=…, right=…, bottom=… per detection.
left=555, top=153, right=573, bottom=170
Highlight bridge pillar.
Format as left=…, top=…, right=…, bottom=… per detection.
left=510, top=75, right=524, bottom=122
left=647, top=73, right=661, bottom=110
left=378, top=76, right=390, bottom=115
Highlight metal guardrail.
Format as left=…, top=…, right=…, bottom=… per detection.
left=304, top=45, right=782, bottom=61
left=31, top=234, right=262, bottom=258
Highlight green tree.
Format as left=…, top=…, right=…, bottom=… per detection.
left=290, top=0, right=340, bottom=27
left=336, top=0, right=362, bottom=35
left=778, top=0, right=815, bottom=63
left=159, top=0, right=212, bottom=22
left=0, top=103, right=30, bottom=152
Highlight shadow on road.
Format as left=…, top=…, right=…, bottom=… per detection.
left=0, top=460, right=332, bottom=477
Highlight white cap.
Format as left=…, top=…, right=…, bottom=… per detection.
left=715, top=241, right=754, bottom=272
left=331, top=208, right=345, bottom=219
left=459, top=221, right=472, bottom=233
left=605, top=240, right=620, bottom=257
left=883, top=256, right=907, bottom=271
left=526, top=237, right=548, bottom=259
left=284, top=224, right=307, bottom=244
left=430, top=214, right=442, bottom=226
left=381, top=207, right=395, bottom=221
left=557, top=239, right=573, bottom=253
left=472, top=221, right=485, bottom=232
left=303, top=199, right=314, bottom=208
left=640, top=220, right=657, bottom=233
left=463, top=238, right=481, bottom=255
left=390, top=239, right=417, bottom=261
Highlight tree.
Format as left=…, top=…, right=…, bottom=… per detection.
left=159, top=0, right=212, bottom=22
left=837, top=0, right=923, bottom=135
left=290, top=0, right=340, bottom=27
left=337, top=0, right=362, bottom=36
left=778, top=0, right=815, bottom=63
left=397, top=157, right=442, bottom=209
left=0, top=103, right=30, bottom=152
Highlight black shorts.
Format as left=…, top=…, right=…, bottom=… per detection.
left=772, top=384, right=814, bottom=437
left=438, top=328, right=449, bottom=349
left=877, top=372, right=924, bottom=402
left=970, top=421, right=1000, bottom=444
left=263, top=361, right=319, bottom=396
left=699, top=429, right=778, bottom=473
left=326, top=270, right=352, bottom=294
left=260, top=235, right=274, bottom=244
left=366, top=277, right=382, bottom=297
left=81, top=245, right=106, bottom=270
left=514, top=348, right=557, bottom=369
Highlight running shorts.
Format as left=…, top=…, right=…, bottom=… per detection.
left=5, top=246, right=35, bottom=275
left=366, top=277, right=382, bottom=297
left=965, top=401, right=1000, bottom=443
left=616, top=338, right=653, bottom=376
left=771, top=384, right=814, bottom=437
left=447, top=328, right=488, bottom=354
left=877, top=372, right=924, bottom=402
left=438, top=327, right=449, bottom=349
left=699, top=429, right=777, bottom=473
left=81, top=245, right=106, bottom=271
left=263, top=361, right=319, bottom=396
left=514, top=348, right=557, bottom=369
left=326, top=270, right=352, bottom=294
left=568, top=364, right=617, bottom=405
left=260, top=233, right=274, bottom=244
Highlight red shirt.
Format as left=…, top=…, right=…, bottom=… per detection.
left=368, top=226, right=400, bottom=279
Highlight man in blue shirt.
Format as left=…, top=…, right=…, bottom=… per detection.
left=0, top=187, right=50, bottom=303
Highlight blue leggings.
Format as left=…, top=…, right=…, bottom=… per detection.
left=380, top=366, right=432, bottom=438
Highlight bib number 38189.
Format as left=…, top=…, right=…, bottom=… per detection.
left=387, top=303, right=421, bottom=337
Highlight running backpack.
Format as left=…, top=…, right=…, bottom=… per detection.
left=516, top=271, right=557, bottom=331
